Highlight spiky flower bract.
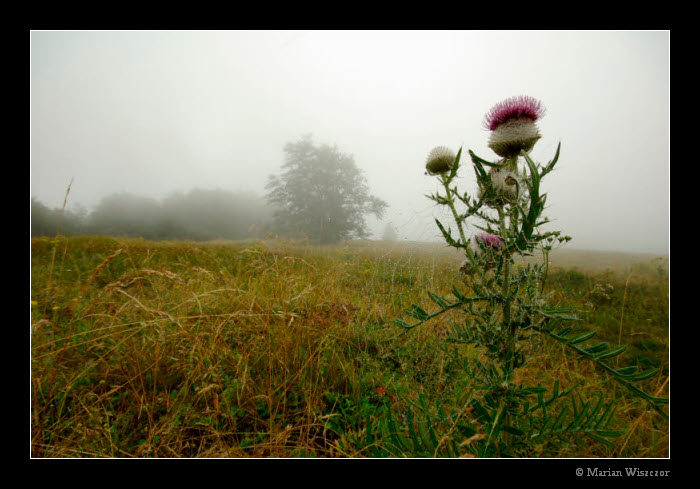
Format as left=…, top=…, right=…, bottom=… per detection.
left=425, top=146, right=456, bottom=175
left=484, top=96, right=545, bottom=158
left=478, top=166, right=524, bottom=206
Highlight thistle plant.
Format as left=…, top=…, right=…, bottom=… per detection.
left=392, top=96, right=669, bottom=457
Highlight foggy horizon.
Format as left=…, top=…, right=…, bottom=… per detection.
left=30, top=30, right=670, bottom=255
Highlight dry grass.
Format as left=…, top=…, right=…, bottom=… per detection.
left=30, top=235, right=669, bottom=458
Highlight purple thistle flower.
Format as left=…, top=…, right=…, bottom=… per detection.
left=473, top=232, right=504, bottom=250
left=483, top=96, right=546, bottom=158
left=483, top=95, right=546, bottom=131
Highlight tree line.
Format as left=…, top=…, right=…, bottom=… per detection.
left=31, top=136, right=390, bottom=244
left=31, top=188, right=275, bottom=241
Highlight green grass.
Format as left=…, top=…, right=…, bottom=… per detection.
left=30, top=235, right=669, bottom=458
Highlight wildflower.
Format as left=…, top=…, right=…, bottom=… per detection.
left=469, top=232, right=504, bottom=270
left=473, top=232, right=504, bottom=251
left=484, top=95, right=545, bottom=158
left=425, top=146, right=456, bottom=175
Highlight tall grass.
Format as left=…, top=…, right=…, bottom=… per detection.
left=30, top=236, right=668, bottom=457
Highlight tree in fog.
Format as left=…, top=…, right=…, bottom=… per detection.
left=160, top=188, right=273, bottom=240
left=31, top=198, right=59, bottom=236
left=87, top=192, right=162, bottom=239
left=266, top=135, right=388, bottom=244
left=381, top=222, right=398, bottom=241
left=31, top=197, right=88, bottom=237
left=81, top=189, right=273, bottom=241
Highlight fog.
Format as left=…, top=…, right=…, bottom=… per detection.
left=30, top=30, right=669, bottom=254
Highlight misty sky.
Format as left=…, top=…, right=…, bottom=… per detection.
left=30, top=30, right=669, bottom=254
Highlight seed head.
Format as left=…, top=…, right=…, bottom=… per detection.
left=425, top=146, right=456, bottom=175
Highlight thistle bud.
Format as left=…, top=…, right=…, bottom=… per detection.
left=470, top=232, right=504, bottom=270
left=425, top=146, right=456, bottom=175
left=473, top=232, right=504, bottom=251
left=484, top=96, right=545, bottom=158
left=478, top=166, right=524, bottom=206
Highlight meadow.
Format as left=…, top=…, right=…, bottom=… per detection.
left=30, top=235, right=669, bottom=458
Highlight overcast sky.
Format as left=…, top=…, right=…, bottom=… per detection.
left=30, top=30, right=669, bottom=254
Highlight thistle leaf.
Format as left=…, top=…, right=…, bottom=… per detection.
left=626, top=368, right=661, bottom=382
left=428, top=291, right=450, bottom=309
left=469, top=150, right=500, bottom=168
left=542, top=142, right=562, bottom=176
left=567, top=331, right=597, bottom=345
left=452, top=285, right=468, bottom=302
left=595, top=345, right=627, bottom=360
left=448, top=147, right=463, bottom=181
left=584, top=342, right=610, bottom=355
left=393, top=319, right=410, bottom=329
left=614, top=366, right=639, bottom=377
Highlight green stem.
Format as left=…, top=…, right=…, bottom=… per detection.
left=441, top=175, right=467, bottom=244
left=498, top=202, right=520, bottom=448
left=497, top=205, right=513, bottom=338
left=541, top=247, right=549, bottom=294
left=441, top=175, right=483, bottom=278
left=499, top=201, right=518, bottom=447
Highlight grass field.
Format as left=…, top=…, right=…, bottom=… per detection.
left=30, top=235, right=669, bottom=458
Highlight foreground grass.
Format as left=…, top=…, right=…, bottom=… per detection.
left=30, top=236, right=669, bottom=457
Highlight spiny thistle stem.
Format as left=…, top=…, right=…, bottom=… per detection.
left=541, top=247, right=550, bottom=294
left=440, top=174, right=467, bottom=245
left=497, top=206, right=513, bottom=336
left=440, top=174, right=483, bottom=278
